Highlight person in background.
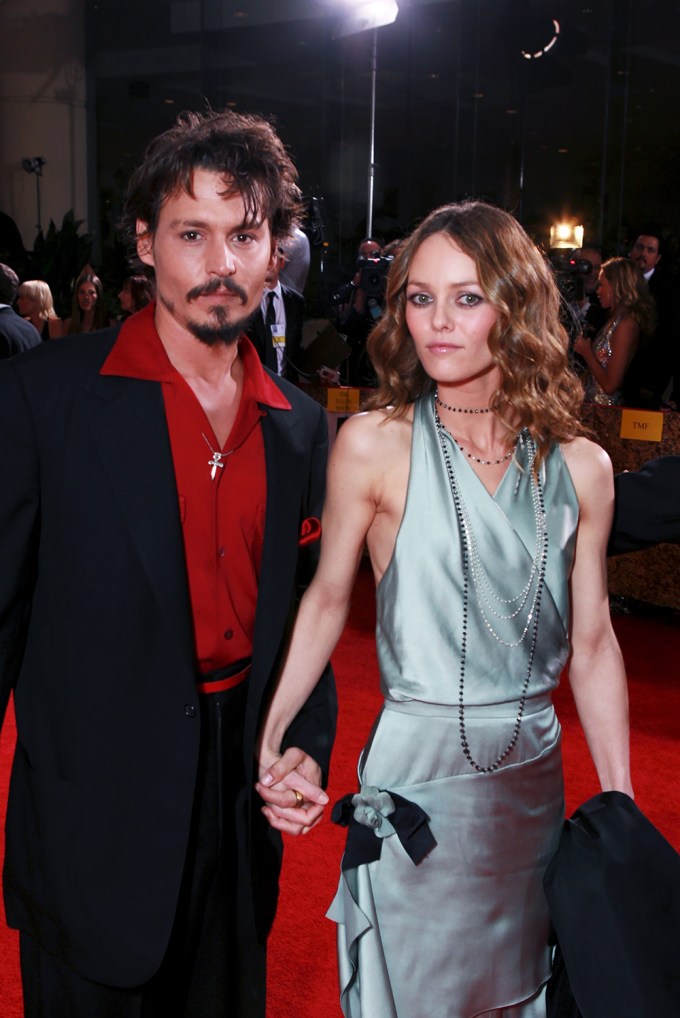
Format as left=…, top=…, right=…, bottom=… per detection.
left=335, top=236, right=385, bottom=385
left=357, top=236, right=382, bottom=260
left=625, top=225, right=677, bottom=407
left=247, top=246, right=304, bottom=381
left=118, top=273, right=155, bottom=319
left=0, top=107, right=335, bottom=1018
left=279, top=225, right=310, bottom=294
left=570, top=245, right=606, bottom=337
left=0, top=263, right=41, bottom=358
left=64, top=271, right=111, bottom=334
left=258, top=199, right=631, bottom=1017
left=574, top=256, right=655, bottom=406
left=119, top=270, right=156, bottom=317
left=16, top=279, right=65, bottom=340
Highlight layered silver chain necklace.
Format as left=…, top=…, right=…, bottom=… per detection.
left=434, top=402, right=549, bottom=773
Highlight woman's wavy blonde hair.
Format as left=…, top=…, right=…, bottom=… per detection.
left=601, top=256, right=656, bottom=337
left=17, top=280, right=59, bottom=320
left=366, top=200, right=585, bottom=466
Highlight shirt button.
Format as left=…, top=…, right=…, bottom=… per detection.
left=184, top=704, right=197, bottom=718
left=218, top=547, right=225, bottom=558
left=224, top=629, right=233, bottom=640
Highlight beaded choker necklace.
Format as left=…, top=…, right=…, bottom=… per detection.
left=435, top=391, right=491, bottom=414
left=435, top=389, right=513, bottom=465
left=434, top=401, right=548, bottom=773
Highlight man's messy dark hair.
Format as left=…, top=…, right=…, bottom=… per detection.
left=120, top=108, right=304, bottom=248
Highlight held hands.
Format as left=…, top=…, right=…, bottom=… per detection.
left=256, top=747, right=329, bottom=836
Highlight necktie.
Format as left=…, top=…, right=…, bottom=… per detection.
left=264, top=291, right=277, bottom=370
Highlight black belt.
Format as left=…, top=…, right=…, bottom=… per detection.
left=196, top=657, right=251, bottom=695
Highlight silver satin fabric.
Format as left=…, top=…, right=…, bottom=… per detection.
left=327, top=395, right=580, bottom=1017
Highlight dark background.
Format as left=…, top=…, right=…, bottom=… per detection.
left=82, top=0, right=680, bottom=303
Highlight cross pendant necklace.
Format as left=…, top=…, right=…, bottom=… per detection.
left=202, top=433, right=231, bottom=480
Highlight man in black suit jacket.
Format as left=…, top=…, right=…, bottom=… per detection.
left=247, top=247, right=305, bottom=381
left=0, top=262, right=41, bottom=357
left=624, top=228, right=678, bottom=407
left=0, top=110, right=335, bottom=1017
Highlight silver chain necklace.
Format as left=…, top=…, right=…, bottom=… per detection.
left=434, top=403, right=548, bottom=773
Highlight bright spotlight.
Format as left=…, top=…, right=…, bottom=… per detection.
left=316, top=0, right=399, bottom=37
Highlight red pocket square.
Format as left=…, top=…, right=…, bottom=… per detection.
left=299, top=516, right=322, bottom=546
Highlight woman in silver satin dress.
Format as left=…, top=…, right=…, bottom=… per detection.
left=257, top=201, right=633, bottom=1017
left=573, top=256, right=655, bottom=406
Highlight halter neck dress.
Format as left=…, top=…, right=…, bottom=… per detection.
left=585, top=312, right=624, bottom=405
left=328, top=394, right=580, bottom=1017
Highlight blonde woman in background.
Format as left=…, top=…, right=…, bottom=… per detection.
left=574, top=256, right=656, bottom=405
left=17, top=280, right=65, bottom=340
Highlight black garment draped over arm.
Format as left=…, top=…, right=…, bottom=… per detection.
left=608, top=456, right=680, bottom=555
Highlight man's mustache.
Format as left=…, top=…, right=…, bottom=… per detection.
left=186, top=277, right=248, bottom=304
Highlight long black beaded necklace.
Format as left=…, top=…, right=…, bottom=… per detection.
left=434, top=402, right=549, bottom=773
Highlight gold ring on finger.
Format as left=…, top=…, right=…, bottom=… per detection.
left=292, top=789, right=305, bottom=808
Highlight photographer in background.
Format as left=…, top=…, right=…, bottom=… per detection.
left=548, top=247, right=605, bottom=381
left=333, top=237, right=390, bottom=386
left=571, top=245, right=607, bottom=336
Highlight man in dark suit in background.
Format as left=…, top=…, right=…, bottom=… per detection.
left=624, top=226, right=677, bottom=407
left=0, top=109, right=335, bottom=1018
left=0, top=262, right=41, bottom=357
left=247, top=245, right=304, bottom=381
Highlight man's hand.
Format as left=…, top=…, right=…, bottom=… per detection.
left=256, top=747, right=329, bottom=836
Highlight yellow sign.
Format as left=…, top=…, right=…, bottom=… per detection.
left=327, top=387, right=362, bottom=414
left=619, top=409, right=664, bottom=443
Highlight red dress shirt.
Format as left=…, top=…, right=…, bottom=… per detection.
left=101, top=304, right=291, bottom=673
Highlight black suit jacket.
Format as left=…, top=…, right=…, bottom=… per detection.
left=608, top=456, right=680, bottom=555
left=0, top=305, right=41, bottom=358
left=247, top=285, right=304, bottom=381
left=623, top=268, right=677, bottom=406
left=0, top=328, right=336, bottom=992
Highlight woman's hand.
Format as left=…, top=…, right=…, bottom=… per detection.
left=256, top=747, right=329, bottom=836
left=573, top=332, right=590, bottom=358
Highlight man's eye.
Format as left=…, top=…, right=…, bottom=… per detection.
left=181, top=231, right=201, bottom=242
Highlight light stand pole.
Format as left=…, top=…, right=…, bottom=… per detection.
left=366, top=27, right=378, bottom=237
left=331, top=1, right=399, bottom=238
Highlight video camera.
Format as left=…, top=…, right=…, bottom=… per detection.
left=548, top=251, right=593, bottom=278
left=356, top=255, right=394, bottom=301
left=548, top=249, right=593, bottom=308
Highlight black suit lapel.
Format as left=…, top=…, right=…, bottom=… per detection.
left=85, top=373, right=195, bottom=665
left=245, top=402, right=307, bottom=754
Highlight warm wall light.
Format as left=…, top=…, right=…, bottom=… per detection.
left=549, top=221, right=584, bottom=249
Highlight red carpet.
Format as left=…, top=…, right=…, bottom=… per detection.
left=1, top=563, right=678, bottom=1015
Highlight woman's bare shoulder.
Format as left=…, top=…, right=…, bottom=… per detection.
left=560, top=436, right=614, bottom=505
left=333, top=406, right=414, bottom=462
